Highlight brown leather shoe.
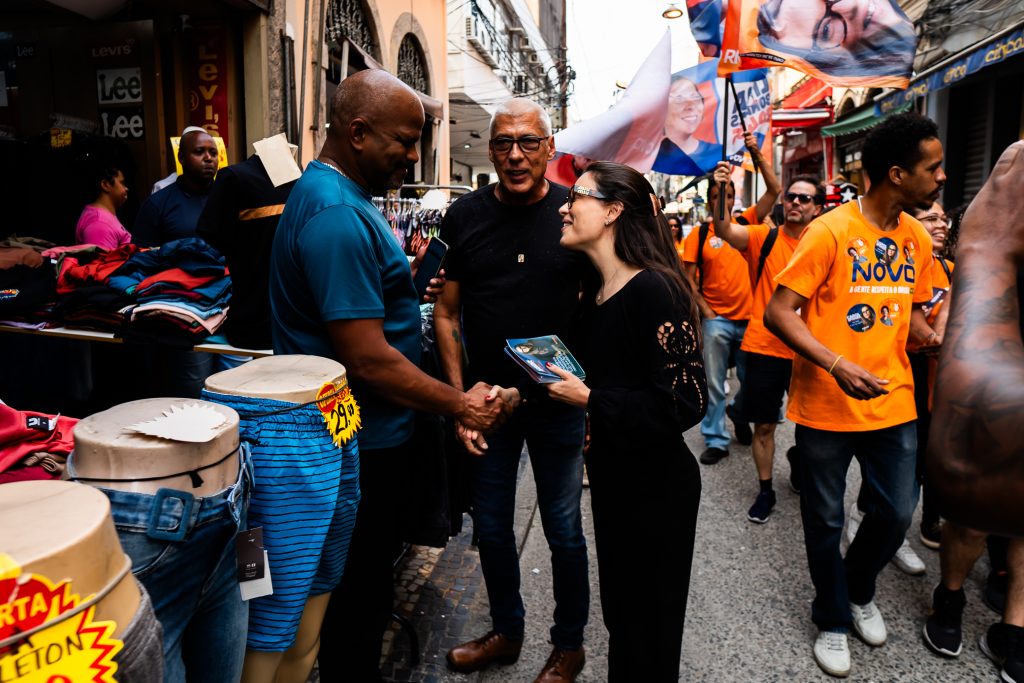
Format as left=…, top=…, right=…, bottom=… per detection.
left=446, top=630, right=523, bottom=672
left=534, top=646, right=586, bottom=682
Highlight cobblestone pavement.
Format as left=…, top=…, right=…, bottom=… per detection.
left=310, top=404, right=1006, bottom=682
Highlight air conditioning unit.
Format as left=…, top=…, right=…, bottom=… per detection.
left=465, top=17, right=499, bottom=67
left=527, top=53, right=541, bottom=65
left=516, top=35, right=532, bottom=51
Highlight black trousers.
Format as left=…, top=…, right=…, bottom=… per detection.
left=317, top=439, right=412, bottom=682
left=587, top=442, right=702, bottom=682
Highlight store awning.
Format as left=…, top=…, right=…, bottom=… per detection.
left=877, top=22, right=1024, bottom=114
left=780, top=77, right=831, bottom=109
left=821, top=102, right=911, bottom=138
left=773, top=107, right=832, bottom=130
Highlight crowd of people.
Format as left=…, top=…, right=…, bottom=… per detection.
left=14, top=64, right=1024, bottom=683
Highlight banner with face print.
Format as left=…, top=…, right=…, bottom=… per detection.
left=718, top=0, right=917, bottom=87
left=688, top=0, right=726, bottom=58
left=651, top=58, right=770, bottom=176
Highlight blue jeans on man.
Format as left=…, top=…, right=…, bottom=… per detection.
left=796, top=422, right=919, bottom=630
left=700, top=316, right=748, bottom=451
left=468, top=400, right=589, bottom=649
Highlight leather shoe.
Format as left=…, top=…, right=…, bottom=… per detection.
left=534, top=646, right=585, bottom=682
left=446, top=631, right=523, bottom=672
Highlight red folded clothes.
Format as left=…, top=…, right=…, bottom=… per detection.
left=0, top=403, right=78, bottom=474
left=57, top=244, right=141, bottom=294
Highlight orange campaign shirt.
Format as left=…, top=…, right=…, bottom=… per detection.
left=682, top=222, right=752, bottom=321
left=775, top=201, right=934, bottom=431
left=741, top=223, right=801, bottom=360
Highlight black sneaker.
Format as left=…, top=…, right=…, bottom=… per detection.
left=923, top=585, right=966, bottom=657
left=699, top=447, right=729, bottom=465
left=785, top=447, right=800, bottom=494
left=984, top=571, right=1008, bottom=615
left=920, top=520, right=942, bottom=550
left=980, top=622, right=1024, bottom=683
left=747, top=490, right=776, bottom=523
left=726, top=403, right=752, bottom=446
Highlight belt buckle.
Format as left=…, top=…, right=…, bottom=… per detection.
left=147, top=488, right=195, bottom=542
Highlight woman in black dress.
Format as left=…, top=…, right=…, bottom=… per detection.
left=544, top=161, right=707, bottom=681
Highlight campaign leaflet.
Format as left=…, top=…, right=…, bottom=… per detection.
left=504, top=335, right=586, bottom=384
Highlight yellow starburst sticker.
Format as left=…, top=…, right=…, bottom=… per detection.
left=0, top=554, right=123, bottom=682
left=315, top=379, right=361, bottom=447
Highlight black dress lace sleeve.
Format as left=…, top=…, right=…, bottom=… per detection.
left=586, top=272, right=707, bottom=437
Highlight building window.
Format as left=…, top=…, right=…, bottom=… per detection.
left=326, top=0, right=379, bottom=59
left=396, top=34, right=428, bottom=94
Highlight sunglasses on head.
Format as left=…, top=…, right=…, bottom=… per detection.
left=489, top=136, right=546, bottom=154
left=785, top=192, right=817, bottom=204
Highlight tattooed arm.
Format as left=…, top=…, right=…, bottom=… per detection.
left=928, top=141, right=1024, bottom=537
left=433, top=279, right=466, bottom=392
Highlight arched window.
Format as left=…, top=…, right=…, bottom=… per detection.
left=396, top=34, right=428, bottom=95
left=326, top=0, right=380, bottom=60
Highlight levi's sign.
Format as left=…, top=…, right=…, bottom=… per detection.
left=96, top=68, right=142, bottom=105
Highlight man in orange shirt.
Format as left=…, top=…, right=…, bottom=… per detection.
left=709, top=166, right=823, bottom=523
left=765, top=112, right=945, bottom=678
left=681, top=133, right=779, bottom=464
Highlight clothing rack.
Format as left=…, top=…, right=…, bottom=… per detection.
left=372, top=184, right=472, bottom=255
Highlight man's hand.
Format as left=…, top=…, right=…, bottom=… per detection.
left=457, top=381, right=512, bottom=432
left=411, top=244, right=447, bottom=304
left=545, top=364, right=591, bottom=408
left=743, top=131, right=761, bottom=159
left=919, top=331, right=943, bottom=357
left=456, top=420, right=489, bottom=456
left=712, top=160, right=731, bottom=187
left=831, top=357, right=890, bottom=400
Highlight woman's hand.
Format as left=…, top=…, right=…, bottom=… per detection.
left=486, top=385, right=522, bottom=409
left=545, top=364, right=590, bottom=408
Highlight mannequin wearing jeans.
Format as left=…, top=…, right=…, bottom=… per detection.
left=72, top=398, right=248, bottom=683
left=0, top=481, right=164, bottom=682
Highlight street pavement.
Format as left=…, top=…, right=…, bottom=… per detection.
left=314, top=397, right=1005, bottom=682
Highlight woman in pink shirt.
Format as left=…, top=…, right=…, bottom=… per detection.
left=75, top=165, right=132, bottom=249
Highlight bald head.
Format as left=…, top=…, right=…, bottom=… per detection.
left=489, top=98, right=551, bottom=138
left=322, top=69, right=425, bottom=195
left=329, top=69, right=424, bottom=135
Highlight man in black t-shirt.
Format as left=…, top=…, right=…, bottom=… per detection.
left=435, top=98, right=590, bottom=682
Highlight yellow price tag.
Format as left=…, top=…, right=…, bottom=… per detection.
left=49, top=129, right=72, bottom=149
left=0, top=563, right=123, bottom=682
left=315, top=379, right=361, bottom=448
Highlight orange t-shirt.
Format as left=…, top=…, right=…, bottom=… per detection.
left=682, top=222, right=752, bottom=320
left=741, top=224, right=801, bottom=359
left=775, top=201, right=934, bottom=431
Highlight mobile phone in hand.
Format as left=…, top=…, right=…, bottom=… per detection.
left=414, top=237, right=448, bottom=300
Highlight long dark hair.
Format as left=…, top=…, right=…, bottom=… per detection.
left=585, top=161, right=700, bottom=328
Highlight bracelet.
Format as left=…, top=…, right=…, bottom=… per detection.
left=827, top=354, right=843, bottom=376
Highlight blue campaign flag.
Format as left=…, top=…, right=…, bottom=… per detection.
left=652, top=59, right=771, bottom=176
left=687, top=0, right=724, bottom=58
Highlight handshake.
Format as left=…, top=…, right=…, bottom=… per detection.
left=455, top=381, right=522, bottom=456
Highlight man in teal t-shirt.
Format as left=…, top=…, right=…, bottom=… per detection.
left=268, top=69, right=512, bottom=682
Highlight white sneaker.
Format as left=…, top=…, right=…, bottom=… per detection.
left=850, top=601, right=887, bottom=646
left=813, top=630, right=851, bottom=677
left=891, top=538, right=926, bottom=575
left=845, top=505, right=864, bottom=546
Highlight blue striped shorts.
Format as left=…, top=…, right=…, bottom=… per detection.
left=201, top=390, right=360, bottom=652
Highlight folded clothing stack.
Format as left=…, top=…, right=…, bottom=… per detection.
left=107, top=237, right=231, bottom=347
left=0, top=246, right=57, bottom=325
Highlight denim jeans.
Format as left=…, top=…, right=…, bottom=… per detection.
left=469, top=400, right=589, bottom=649
left=700, top=317, right=748, bottom=450
left=72, top=445, right=252, bottom=683
left=795, top=422, right=918, bottom=630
